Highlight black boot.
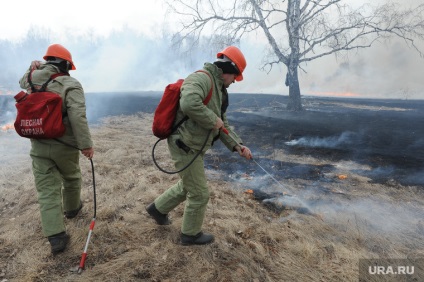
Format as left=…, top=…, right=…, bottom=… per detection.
left=48, top=232, right=69, bottom=255
left=181, top=232, right=214, bottom=246
left=64, top=201, right=83, bottom=219
left=146, top=202, right=171, bottom=225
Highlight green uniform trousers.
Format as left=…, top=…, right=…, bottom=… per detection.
left=154, top=135, right=210, bottom=236
left=30, top=140, right=82, bottom=237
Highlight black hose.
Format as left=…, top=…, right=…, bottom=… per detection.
left=88, top=158, right=96, bottom=218
left=151, top=130, right=212, bottom=174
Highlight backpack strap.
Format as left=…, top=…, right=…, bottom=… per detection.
left=27, top=70, right=70, bottom=118
left=195, top=70, right=213, bottom=105
left=27, top=70, right=69, bottom=93
left=169, top=70, right=214, bottom=135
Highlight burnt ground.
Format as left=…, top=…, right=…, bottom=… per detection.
left=207, top=94, right=424, bottom=188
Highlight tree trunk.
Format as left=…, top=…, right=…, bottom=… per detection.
left=286, top=65, right=302, bottom=111
left=286, top=0, right=302, bottom=111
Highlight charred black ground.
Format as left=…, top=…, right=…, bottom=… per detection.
left=210, top=94, right=424, bottom=187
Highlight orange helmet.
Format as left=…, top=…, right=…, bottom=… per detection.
left=217, top=46, right=246, bottom=81
left=43, top=44, right=76, bottom=70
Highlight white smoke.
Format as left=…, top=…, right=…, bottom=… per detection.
left=285, top=131, right=357, bottom=148
left=314, top=196, right=423, bottom=235
left=0, top=96, right=16, bottom=124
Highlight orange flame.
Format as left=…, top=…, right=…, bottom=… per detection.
left=337, top=174, right=348, bottom=180
left=0, top=90, right=13, bottom=95
left=1, top=123, right=14, bottom=131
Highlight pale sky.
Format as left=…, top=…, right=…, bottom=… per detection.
left=1, top=0, right=423, bottom=99
left=0, top=1, right=167, bottom=40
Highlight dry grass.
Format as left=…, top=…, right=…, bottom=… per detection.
left=1, top=113, right=423, bottom=281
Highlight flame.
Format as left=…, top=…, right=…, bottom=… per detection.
left=0, top=90, right=13, bottom=95
left=337, top=174, right=348, bottom=180
left=1, top=123, right=14, bottom=131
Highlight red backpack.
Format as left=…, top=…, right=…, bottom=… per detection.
left=14, top=71, right=68, bottom=139
left=152, top=70, right=213, bottom=139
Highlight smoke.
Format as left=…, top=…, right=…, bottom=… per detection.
left=285, top=131, right=358, bottom=148
left=226, top=166, right=423, bottom=243
left=1, top=19, right=423, bottom=99
left=314, top=196, right=423, bottom=236
left=0, top=28, right=217, bottom=127
left=0, top=97, right=16, bottom=125
left=0, top=27, right=214, bottom=95
left=64, top=31, right=209, bottom=93
left=301, top=39, right=424, bottom=99
left=284, top=131, right=424, bottom=186
left=404, top=170, right=424, bottom=185
left=0, top=131, right=30, bottom=166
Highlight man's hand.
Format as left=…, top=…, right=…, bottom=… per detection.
left=30, top=60, right=42, bottom=70
left=81, top=147, right=94, bottom=159
left=235, top=145, right=252, bottom=160
left=213, top=117, right=224, bottom=130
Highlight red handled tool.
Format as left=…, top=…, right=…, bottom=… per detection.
left=77, top=218, right=96, bottom=274
left=77, top=159, right=97, bottom=274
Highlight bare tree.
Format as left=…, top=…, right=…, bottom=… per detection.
left=166, top=0, right=424, bottom=111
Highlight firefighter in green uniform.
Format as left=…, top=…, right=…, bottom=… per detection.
left=146, top=46, right=252, bottom=245
left=19, top=44, right=94, bottom=254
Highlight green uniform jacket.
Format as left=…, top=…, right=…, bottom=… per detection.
left=173, top=62, right=242, bottom=151
left=19, top=63, right=93, bottom=150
